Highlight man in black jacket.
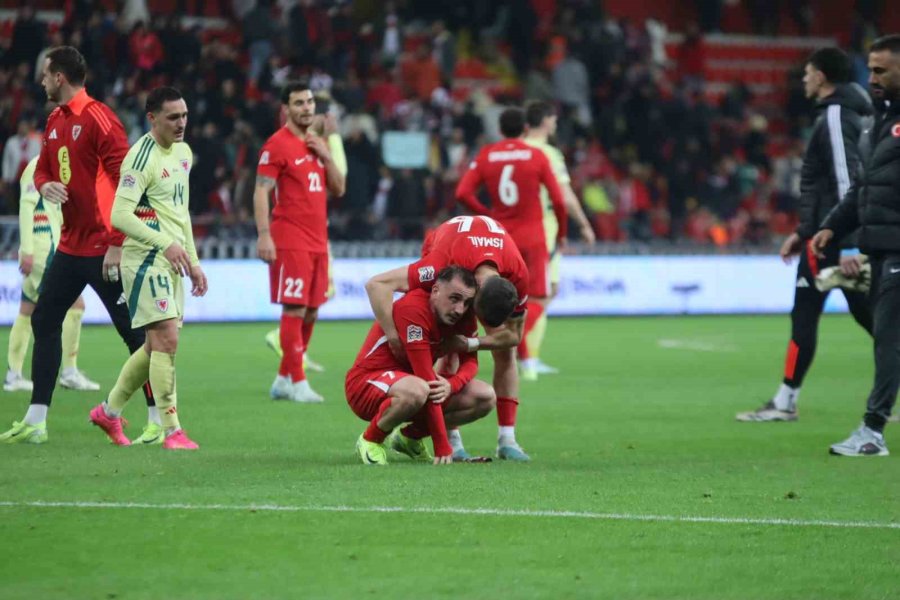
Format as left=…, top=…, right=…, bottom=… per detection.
left=812, top=34, right=900, bottom=456
left=737, top=48, right=873, bottom=422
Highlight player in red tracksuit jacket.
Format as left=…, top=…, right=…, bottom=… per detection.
left=0, top=47, right=157, bottom=446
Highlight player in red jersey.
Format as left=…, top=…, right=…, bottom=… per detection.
left=254, top=81, right=345, bottom=404
left=365, top=215, right=530, bottom=461
left=456, top=107, right=568, bottom=382
left=1, top=47, right=157, bottom=445
left=348, top=266, right=498, bottom=465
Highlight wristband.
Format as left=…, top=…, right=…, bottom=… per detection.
left=466, top=337, right=480, bottom=352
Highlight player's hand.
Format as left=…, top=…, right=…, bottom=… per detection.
left=779, top=232, right=803, bottom=263
left=441, top=335, right=469, bottom=354
left=579, top=223, right=596, bottom=245
left=433, top=454, right=453, bottom=465
left=163, top=242, right=192, bottom=277
left=102, top=245, right=122, bottom=282
left=189, top=265, right=208, bottom=297
left=18, top=253, right=33, bottom=276
left=305, top=134, right=332, bottom=162
left=322, top=113, right=339, bottom=136
left=427, top=375, right=451, bottom=404
left=810, top=229, right=834, bottom=258
left=257, top=232, right=276, bottom=263
left=39, top=182, right=68, bottom=204
left=386, top=331, right=404, bottom=361
left=840, top=254, right=863, bottom=278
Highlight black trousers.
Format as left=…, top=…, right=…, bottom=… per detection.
left=863, top=254, right=900, bottom=432
left=783, top=241, right=872, bottom=388
left=30, top=251, right=154, bottom=408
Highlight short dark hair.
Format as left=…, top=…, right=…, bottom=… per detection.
left=475, top=276, right=518, bottom=328
left=499, top=107, right=525, bottom=138
left=46, top=46, right=86, bottom=86
left=280, top=80, right=312, bottom=105
left=525, top=100, right=555, bottom=128
left=870, top=34, right=900, bottom=55
left=807, top=47, right=851, bottom=84
left=436, top=265, right=477, bottom=290
left=145, top=86, right=183, bottom=113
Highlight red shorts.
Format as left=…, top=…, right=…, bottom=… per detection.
left=269, top=250, right=329, bottom=307
left=517, top=243, right=550, bottom=298
left=345, top=367, right=412, bottom=420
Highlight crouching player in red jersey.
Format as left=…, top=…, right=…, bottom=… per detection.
left=347, top=266, right=504, bottom=465
left=365, top=216, right=529, bottom=461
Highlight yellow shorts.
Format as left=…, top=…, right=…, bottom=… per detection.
left=122, top=250, right=184, bottom=328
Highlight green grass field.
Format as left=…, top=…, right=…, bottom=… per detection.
left=1, top=315, right=898, bottom=599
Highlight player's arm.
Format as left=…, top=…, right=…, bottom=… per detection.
left=95, top=107, right=129, bottom=247
left=563, top=183, right=594, bottom=244
left=181, top=169, right=207, bottom=296
left=323, top=114, right=348, bottom=177
left=253, top=174, right=277, bottom=263
left=17, top=166, right=37, bottom=274
left=364, top=265, right=411, bottom=358
left=444, top=349, right=479, bottom=394
left=541, top=155, right=568, bottom=242
left=454, top=159, right=490, bottom=215
left=474, top=313, right=525, bottom=350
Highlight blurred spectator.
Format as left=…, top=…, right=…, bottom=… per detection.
left=552, top=48, right=592, bottom=127
left=243, top=0, right=278, bottom=83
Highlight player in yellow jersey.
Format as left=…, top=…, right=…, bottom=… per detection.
left=5, top=156, right=100, bottom=392
left=263, top=111, right=346, bottom=371
left=521, top=101, right=596, bottom=380
left=88, top=87, right=207, bottom=449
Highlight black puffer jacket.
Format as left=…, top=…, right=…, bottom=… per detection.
left=797, top=83, right=872, bottom=243
left=823, top=97, right=900, bottom=254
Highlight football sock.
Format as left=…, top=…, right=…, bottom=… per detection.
left=448, top=428, right=464, bottom=449
left=301, top=319, right=316, bottom=350
left=498, top=425, right=516, bottom=441
left=147, top=405, right=161, bottom=426
left=526, top=311, right=548, bottom=360
left=364, top=398, right=392, bottom=444
left=518, top=301, right=544, bottom=360
left=24, top=404, right=47, bottom=426
left=108, top=348, right=151, bottom=413
left=150, top=351, right=180, bottom=432
left=279, top=314, right=305, bottom=382
left=7, top=314, right=31, bottom=374
left=497, top=396, right=518, bottom=428
left=401, top=412, right=429, bottom=439
left=773, top=383, right=799, bottom=411
left=61, top=307, right=84, bottom=370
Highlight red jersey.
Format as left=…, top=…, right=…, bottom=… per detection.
left=33, top=88, right=127, bottom=256
left=257, top=127, right=329, bottom=252
left=455, top=137, right=567, bottom=246
left=352, top=288, right=479, bottom=395
left=410, top=216, right=529, bottom=313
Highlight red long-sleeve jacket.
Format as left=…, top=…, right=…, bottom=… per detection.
left=33, top=88, right=127, bottom=256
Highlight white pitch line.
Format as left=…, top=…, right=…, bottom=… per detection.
left=1, top=500, right=898, bottom=531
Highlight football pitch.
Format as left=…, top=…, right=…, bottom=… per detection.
left=1, top=315, right=898, bottom=599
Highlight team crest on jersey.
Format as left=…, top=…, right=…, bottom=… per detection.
left=122, top=174, right=136, bottom=188
left=418, top=266, right=435, bottom=282
left=259, top=151, right=270, bottom=165
left=407, top=325, right=423, bottom=343
left=892, top=124, right=900, bottom=138
left=48, top=129, right=58, bottom=140
left=181, top=159, right=189, bottom=172
left=156, top=299, right=169, bottom=312
left=72, top=125, right=81, bottom=140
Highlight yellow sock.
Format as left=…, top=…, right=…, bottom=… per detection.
left=526, top=312, right=548, bottom=360
left=108, top=348, right=151, bottom=413
left=7, top=314, right=32, bottom=373
left=61, top=308, right=84, bottom=370
left=150, top=351, right=179, bottom=432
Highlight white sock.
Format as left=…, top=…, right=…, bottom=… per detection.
left=165, top=427, right=179, bottom=437
left=773, top=383, right=799, bottom=411
left=23, top=404, right=48, bottom=426
left=147, top=406, right=161, bottom=425
left=103, top=401, right=122, bottom=418
left=449, top=428, right=463, bottom=449
left=520, top=358, right=537, bottom=370
left=61, top=366, right=78, bottom=377
left=498, top=426, right=516, bottom=442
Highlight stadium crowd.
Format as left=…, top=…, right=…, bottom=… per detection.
left=0, top=0, right=887, bottom=246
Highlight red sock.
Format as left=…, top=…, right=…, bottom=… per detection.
left=518, top=301, right=544, bottom=360
left=302, top=319, right=316, bottom=351
left=278, top=314, right=305, bottom=382
left=401, top=410, right=430, bottom=439
left=497, top=396, right=518, bottom=427
left=363, top=398, right=392, bottom=443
